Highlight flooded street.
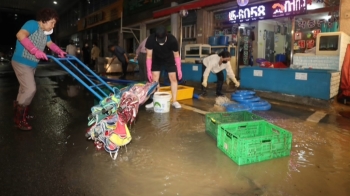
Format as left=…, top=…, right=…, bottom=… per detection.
left=63, top=110, right=350, bottom=196
left=0, top=66, right=350, bottom=196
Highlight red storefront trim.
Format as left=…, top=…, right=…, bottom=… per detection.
left=153, top=0, right=229, bottom=18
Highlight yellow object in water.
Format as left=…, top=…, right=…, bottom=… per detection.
left=158, top=85, right=194, bottom=101
left=109, top=123, right=132, bottom=146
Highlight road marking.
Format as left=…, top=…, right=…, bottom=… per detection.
left=306, top=111, right=327, bottom=123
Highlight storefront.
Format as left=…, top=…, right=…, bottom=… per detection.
left=180, top=0, right=301, bottom=82
left=76, top=1, right=123, bottom=57
left=181, top=0, right=343, bottom=101
left=216, top=0, right=343, bottom=101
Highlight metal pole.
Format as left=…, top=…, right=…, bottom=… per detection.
left=236, top=26, right=241, bottom=79
left=290, top=17, right=295, bottom=66
left=179, top=16, right=183, bottom=59
left=119, top=11, right=123, bottom=46
left=120, top=11, right=123, bottom=35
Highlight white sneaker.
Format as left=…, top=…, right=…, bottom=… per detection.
left=172, top=101, right=181, bottom=109
left=145, top=102, right=154, bottom=109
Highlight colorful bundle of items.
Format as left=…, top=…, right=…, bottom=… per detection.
left=85, top=82, right=158, bottom=160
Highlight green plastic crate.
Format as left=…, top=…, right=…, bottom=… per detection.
left=205, top=111, right=264, bottom=140
left=217, top=120, right=292, bottom=165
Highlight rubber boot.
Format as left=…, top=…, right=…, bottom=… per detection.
left=24, top=105, right=34, bottom=120
left=13, top=101, right=34, bottom=121
left=14, top=104, right=32, bottom=131
left=216, top=81, right=224, bottom=96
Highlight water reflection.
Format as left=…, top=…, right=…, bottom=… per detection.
left=37, top=74, right=350, bottom=195
left=100, top=109, right=350, bottom=195
left=50, top=75, right=82, bottom=99
left=0, top=58, right=13, bottom=73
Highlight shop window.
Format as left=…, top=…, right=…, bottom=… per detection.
left=182, top=24, right=196, bottom=40
left=294, top=12, right=337, bottom=53
left=318, top=35, right=338, bottom=51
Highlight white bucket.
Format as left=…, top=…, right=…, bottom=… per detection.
left=153, top=92, right=172, bottom=113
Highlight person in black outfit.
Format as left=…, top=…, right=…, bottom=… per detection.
left=108, top=44, right=129, bottom=79
left=82, top=42, right=91, bottom=68
left=144, top=26, right=182, bottom=109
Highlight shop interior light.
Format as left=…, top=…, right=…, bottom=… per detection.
left=237, top=0, right=249, bottom=7
left=53, top=1, right=57, bottom=4
left=307, top=3, right=324, bottom=10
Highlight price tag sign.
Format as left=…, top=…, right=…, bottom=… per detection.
left=253, top=70, right=263, bottom=77
left=192, top=65, right=198, bottom=71
left=295, top=72, right=308, bottom=80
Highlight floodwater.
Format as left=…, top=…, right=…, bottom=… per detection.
left=1, top=71, right=350, bottom=196
left=57, top=77, right=350, bottom=196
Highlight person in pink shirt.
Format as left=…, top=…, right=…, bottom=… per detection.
left=134, top=37, right=148, bottom=81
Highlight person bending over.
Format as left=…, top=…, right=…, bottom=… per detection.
left=201, top=51, right=240, bottom=96
left=107, top=44, right=129, bottom=79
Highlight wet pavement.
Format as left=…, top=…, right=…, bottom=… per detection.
left=0, top=65, right=350, bottom=196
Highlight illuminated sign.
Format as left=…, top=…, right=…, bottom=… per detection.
left=229, top=5, right=266, bottom=22
left=227, top=0, right=306, bottom=23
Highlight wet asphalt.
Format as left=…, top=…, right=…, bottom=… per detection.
left=0, top=64, right=349, bottom=196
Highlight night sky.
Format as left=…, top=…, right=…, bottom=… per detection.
left=0, top=11, right=34, bottom=54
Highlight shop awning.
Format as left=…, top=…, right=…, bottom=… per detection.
left=153, top=0, right=229, bottom=18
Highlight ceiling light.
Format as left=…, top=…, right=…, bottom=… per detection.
left=53, top=1, right=57, bottom=4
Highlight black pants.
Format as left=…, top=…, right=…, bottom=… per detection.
left=201, top=64, right=224, bottom=96
left=91, top=59, right=96, bottom=70
left=201, top=64, right=224, bottom=82
left=137, top=53, right=147, bottom=81
left=120, top=61, right=128, bottom=75
left=84, top=58, right=90, bottom=68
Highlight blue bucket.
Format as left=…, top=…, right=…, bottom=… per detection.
left=208, top=36, right=219, bottom=46
left=218, top=36, right=229, bottom=45
left=275, top=54, right=286, bottom=62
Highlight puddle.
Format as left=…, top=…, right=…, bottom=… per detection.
left=61, top=107, right=350, bottom=196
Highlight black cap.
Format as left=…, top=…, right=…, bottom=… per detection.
left=155, top=26, right=167, bottom=44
